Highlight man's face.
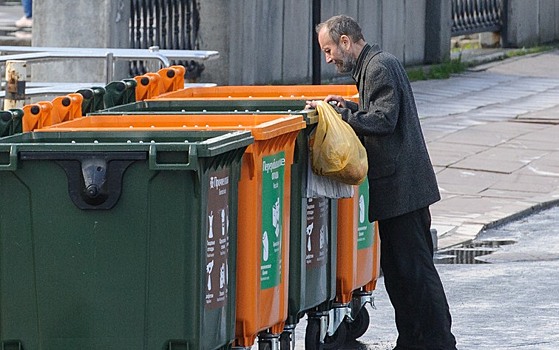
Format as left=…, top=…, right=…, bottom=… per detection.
left=318, top=28, right=356, bottom=73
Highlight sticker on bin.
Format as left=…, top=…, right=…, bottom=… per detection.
left=206, top=168, right=231, bottom=309
left=357, top=181, right=375, bottom=250
left=261, top=151, right=285, bottom=290
left=305, top=197, right=329, bottom=267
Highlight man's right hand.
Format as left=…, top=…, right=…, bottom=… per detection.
left=305, top=95, right=347, bottom=110
left=324, top=95, right=347, bottom=108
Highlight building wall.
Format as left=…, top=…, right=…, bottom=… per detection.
left=504, top=0, right=559, bottom=48
left=32, top=0, right=130, bottom=84
left=29, top=0, right=559, bottom=86
left=199, top=0, right=429, bottom=85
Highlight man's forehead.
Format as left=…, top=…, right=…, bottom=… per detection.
left=318, top=28, right=335, bottom=46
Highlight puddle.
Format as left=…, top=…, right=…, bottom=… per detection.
left=435, top=238, right=517, bottom=264
left=435, top=204, right=559, bottom=264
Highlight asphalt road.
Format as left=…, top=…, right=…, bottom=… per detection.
left=287, top=205, right=559, bottom=350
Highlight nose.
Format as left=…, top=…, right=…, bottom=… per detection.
left=324, top=54, right=333, bottom=64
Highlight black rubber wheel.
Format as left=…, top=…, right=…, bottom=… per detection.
left=257, top=340, right=272, bottom=350
left=279, top=331, right=292, bottom=350
left=346, top=306, right=370, bottom=340
left=305, top=317, right=349, bottom=350
left=323, top=321, right=348, bottom=349
left=305, top=318, right=322, bottom=350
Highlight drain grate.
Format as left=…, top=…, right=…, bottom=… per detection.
left=435, top=239, right=517, bottom=264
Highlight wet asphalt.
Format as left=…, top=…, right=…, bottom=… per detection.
left=286, top=205, right=559, bottom=350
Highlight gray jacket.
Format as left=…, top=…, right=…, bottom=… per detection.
left=336, top=43, right=440, bottom=221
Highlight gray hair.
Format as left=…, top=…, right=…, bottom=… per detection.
left=316, top=15, right=365, bottom=44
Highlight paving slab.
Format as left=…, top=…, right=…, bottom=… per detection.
left=490, top=173, right=559, bottom=193
left=435, top=129, right=512, bottom=147
left=415, top=57, right=559, bottom=249
left=479, top=51, right=559, bottom=78
left=436, top=167, right=507, bottom=195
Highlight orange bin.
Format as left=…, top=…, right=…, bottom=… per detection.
left=336, top=180, right=381, bottom=304
left=153, top=84, right=359, bottom=101
left=38, top=113, right=306, bottom=348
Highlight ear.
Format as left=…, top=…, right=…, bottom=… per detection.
left=340, top=34, right=351, bottom=50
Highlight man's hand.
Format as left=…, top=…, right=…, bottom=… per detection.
left=305, top=100, right=319, bottom=109
left=305, top=95, right=347, bottom=109
left=325, top=95, right=346, bottom=108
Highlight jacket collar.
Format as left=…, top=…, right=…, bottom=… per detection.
left=352, top=43, right=382, bottom=81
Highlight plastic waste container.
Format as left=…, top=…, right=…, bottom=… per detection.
left=0, top=109, right=23, bottom=137
left=93, top=98, right=314, bottom=115
left=37, top=113, right=306, bottom=349
left=82, top=92, right=374, bottom=350
left=152, top=84, right=358, bottom=100
left=314, top=180, right=381, bottom=348
left=0, top=129, right=253, bottom=350
left=85, top=99, right=342, bottom=350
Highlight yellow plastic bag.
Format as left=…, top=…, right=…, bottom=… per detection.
left=311, top=101, right=368, bottom=185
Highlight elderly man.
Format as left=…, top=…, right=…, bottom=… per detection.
left=307, top=15, right=457, bottom=350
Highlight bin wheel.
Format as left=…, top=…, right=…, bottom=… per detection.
left=279, top=331, right=292, bottom=350
left=346, top=306, right=370, bottom=340
left=257, top=341, right=272, bottom=350
left=305, top=317, right=348, bottom=350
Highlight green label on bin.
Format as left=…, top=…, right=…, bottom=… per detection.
left=261, top=151, right=285, bottom=290
left=205, top=168, right=231, bottom=309
left=305, top=197, right=329, bottom=267
left=357, top=180, right=374, bottom=250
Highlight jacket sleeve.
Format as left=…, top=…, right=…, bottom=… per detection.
left=336, top=62, right=400, bottom=136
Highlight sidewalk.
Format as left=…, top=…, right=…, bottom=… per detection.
left=415, top=50, right=559, bottom=250
left=0, top=2, right=31, bottom=45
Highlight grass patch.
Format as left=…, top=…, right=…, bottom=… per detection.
left=407, top=59, right=468, bottom=82
left=505, top=44, right=557, bottom=58
left=407, top=42, right=559, bottom=82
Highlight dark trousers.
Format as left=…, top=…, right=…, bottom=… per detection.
left=378, top=207, right=457, bottom=350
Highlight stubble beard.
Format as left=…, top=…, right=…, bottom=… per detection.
left=335, top=47, right=356, bottom=74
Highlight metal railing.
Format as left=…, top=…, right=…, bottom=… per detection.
left=0, top=46, right=218, bottom=99
left=0, top=46, right=218, bottom=84
left=130, top=0, right=203, bottom=80
left=451, top=0, right=504, bottom=36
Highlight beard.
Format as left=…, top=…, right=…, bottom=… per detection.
left=334, top=47, right=356, bottom=73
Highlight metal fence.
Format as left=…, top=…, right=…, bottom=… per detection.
left=129, top=0, right=203, bottom=80
left=451, top=0, right=504, bottom=36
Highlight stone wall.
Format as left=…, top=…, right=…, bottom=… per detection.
left=200, top=0, right=445, bottom=85
left=503, top=0, right=559, bottom=48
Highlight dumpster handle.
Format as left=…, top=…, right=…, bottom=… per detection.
left=18, top=151, right=146, bottom=210
left=0, top=145, right=19, bottom=170
left=148, top=144, right=199, bottom=170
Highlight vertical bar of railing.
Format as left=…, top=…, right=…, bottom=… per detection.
left=141, top=0, right=148, bottom=49
left=130, top=0, right=137, bottom=75
left=129, top=0, right=201, bottom=79
left=166, top=0, right=173, bottom=49
left=155, top=0, right=161, bottom=48
left=173, top=0, right=180, bottom=50
left=147, top=0, right=154, bottom=48
left=185, top=0, right=192, bottom=50
left=159, top=0, right=166, bottom=50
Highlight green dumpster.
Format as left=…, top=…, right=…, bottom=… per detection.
left=0, top=109, right=23, bottom=137
left=69, top=98, right=340, bottom=349
left=0, top=130, right=253, bottom=350
left=92, top=98, right=311, bottom=115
